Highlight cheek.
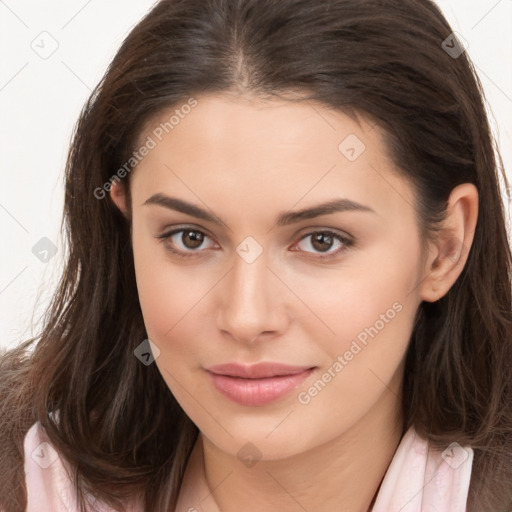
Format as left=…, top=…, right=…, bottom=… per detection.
left=132, top=228, right=194, bottom=343
left=292, top=297, right=414, bottom=453
left=284, top=277, right=418, bottom=454
left=329, top=265, right=417, bottom=353
left=283, top=233, right=422, bottom=408
left=278, top=232, right=422, bottom=357
left=131, top=228, right=225, bottom=371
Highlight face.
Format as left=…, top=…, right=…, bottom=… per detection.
left=118, top=93, right=427, bottom=460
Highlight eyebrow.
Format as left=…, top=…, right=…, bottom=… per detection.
left=143, top=193, right=375, bottom=227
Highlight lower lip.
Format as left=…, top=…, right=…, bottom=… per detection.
left=206, top=368, right=315, bottom=406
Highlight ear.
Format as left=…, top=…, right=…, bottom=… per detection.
left=420, top=183, right=479, bottom=302
left=109, top=180, right=129, bottom=218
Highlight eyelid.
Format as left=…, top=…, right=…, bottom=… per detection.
left=155, top=226, right=219, bottom=258
left=156, top=224, right=216, bottom=240
left=155, top=225, right=354, bottom=259
left=291, top=229, right=354, bottom=258
left=295, top=226, right=353, bottom=241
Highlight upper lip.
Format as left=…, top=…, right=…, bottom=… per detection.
left=206, top=363, right=314, bottom=379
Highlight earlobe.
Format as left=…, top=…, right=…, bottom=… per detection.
left=420, top=183, right=478, bottom=302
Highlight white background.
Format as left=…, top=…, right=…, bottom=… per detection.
left=1, top=0, right=511, bottom=350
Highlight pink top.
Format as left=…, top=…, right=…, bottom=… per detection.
left=22, top=421, right=473, bottom=511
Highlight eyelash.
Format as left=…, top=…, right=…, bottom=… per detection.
left=156, top=227, right=354, bottom=261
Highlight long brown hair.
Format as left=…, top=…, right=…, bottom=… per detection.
left=1, top=0, right=511, bottom=510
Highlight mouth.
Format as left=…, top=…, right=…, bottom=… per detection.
left=205, top=363, right=316, bottom=406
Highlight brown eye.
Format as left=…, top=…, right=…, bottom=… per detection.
left=181, top=230, right=205, bottom=249
left=294, top=230, right=353, bottom=259
left=310, top=232, right=334, bottom=252
left=156, top=228, right=217, bottom=257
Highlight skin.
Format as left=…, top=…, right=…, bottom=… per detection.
left=110, top=92, right=478, bottom=512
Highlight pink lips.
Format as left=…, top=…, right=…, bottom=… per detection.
left=206, top=363, right=315, bottom=406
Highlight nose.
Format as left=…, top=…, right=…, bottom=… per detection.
left=216, top=249, right=289, bottom=344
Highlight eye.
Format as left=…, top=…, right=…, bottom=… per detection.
left=156, top=227, right=353, bottom=260
left=292, top=230, right=353, bottom=259
left=156, top=228, right=217, bottom=257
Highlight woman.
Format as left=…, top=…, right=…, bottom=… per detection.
left=1, top=0, right=511, bottom=511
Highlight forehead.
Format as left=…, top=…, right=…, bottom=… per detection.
left=130, top=93, right=415, bottom=221
left=137, top=93, right=370, bottom=166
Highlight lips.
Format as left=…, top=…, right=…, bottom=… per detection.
left=205, top=363, right=316, bottom=406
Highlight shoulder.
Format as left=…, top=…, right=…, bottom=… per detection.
left=372, top=426, right=474, bottom=512
left=23, top=421, right=80, bottom=512
left=22, top=422, right=142, bottom=512
left=0, top=346, right=36, bottom=512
